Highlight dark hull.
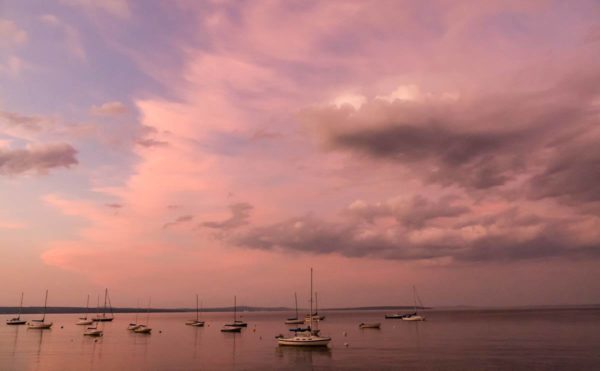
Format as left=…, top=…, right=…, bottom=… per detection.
left=93, top=318, right=114, bottom=322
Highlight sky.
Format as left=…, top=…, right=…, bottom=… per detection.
left=1, top=0, right=599, bottom=309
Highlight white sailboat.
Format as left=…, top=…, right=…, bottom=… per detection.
left=278, top=268, right=331, bottom=347
left=128, top=299, right=142, bottom=330
left=402, top=286, right=426, bottom=321
left=133, top=297, right=152, bottom=334
left=285, top=292, right=304, bottom=325
left=304, top=292, right=325, bottom=322
left=6, top=292, right=27, bottom=325
left=93, top=288, right=114, bottom=322
left=76, top=294, right=93, bottom=325
left=222, top=296, right=247, bottom=329
left=27, top=290, right=53, bottom=329
left=186, top=294, right=205, bottom=327
left=83, top=322, right=103, bottom=337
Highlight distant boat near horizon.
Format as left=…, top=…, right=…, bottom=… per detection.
left=304, top=291, right=325, bottom=323
left=284, top=292, right=304, bottom=325
left=401, top=286, right=426, bottom=322
left=359, top=322, right=381, bottom=329
left=133, top=297, right=152, bottom=334
left=224, top=296, right=247, bottom=328
left=27, top=290, right=52, bottom=329
left=76, top=294, right=93, bottom=325
left=6, top=292, right=27, bottom=325
left=185, top=294, right=205, bottom=327
left=93, top=288, right=114, bottom=322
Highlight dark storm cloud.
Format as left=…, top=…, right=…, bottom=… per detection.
left=308, top=68, right=600, bottom=197
left=201, top=202, right=253, bottom=230
left=233, top=212, right=600, bottom=262
left=0, top=143, right=78, bottom=175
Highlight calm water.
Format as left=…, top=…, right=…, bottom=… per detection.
left=1, top=308, right=599, bottom=370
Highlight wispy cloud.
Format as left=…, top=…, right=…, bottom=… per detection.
left=0, top=143, right=78, bottom=175
left=90, top=101, right=128, bottom=116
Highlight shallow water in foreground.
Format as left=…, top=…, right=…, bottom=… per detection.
left=1, top=307, right=599, bottom=370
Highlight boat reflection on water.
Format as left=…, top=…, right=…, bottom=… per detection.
left=275, top=345, right=332, bottom=367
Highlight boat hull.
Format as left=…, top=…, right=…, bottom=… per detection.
left=93, top=318, right=114, bottom=322
left=277, top=336, right=331, bottom=347
left=28, top=322, right=53, bottom=329
left=6, top=319, right=27, bottom=325
left=285, top=319, right=305, bottom=325
left=186, top=321, right=205, bottom=327
left=84, top=330, right=103, bottom=337
left=77, top=319, right=93, bottom=325
left=221, top=327, right=241, bottom=332
left=133, top=326, right=152, bottom=334
left=402, top=315, right=425, bottom=321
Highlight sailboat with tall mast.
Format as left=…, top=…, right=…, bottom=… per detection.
left=277, top=268, right=331, bottom=347
left=76, top=294, right=93, bottom=325
left=285, top=292, right=304, bottom=325
left=93, top=288, right=114, bottom=322
left=221, top=296, right=247, bottom=332
left=27, top=290, right=53, bottom=329
left=304, top=291, right=325, bottom=322
left=128, top=299, right=142, bottom=330
left=186, top=294, right=205, bottom=327
left=6, top=292, right=27, bottom=325
left=402, top=286, right=426, bottom=321
left=133, top=297, right=152, bottom=334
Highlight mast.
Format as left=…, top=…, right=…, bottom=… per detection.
left=196, top=294, right=199, bottom=321
left=103, top=288, right=108, bottom=318
left=146, top=297, right=151, bottom=325
left=412, top=285, right=417, bottom=314
left=42, top=289, right=48, bottom=322
left=135, top=299, right=139, bottom=323
left=315, top=292, right=318, bottom=316
left=309, top=268, right=313, bottom=331
left=97, top=295, right=100, bottom=317
left=294, top=292, right=298, bottom=319
left=107, top=290, right=114, bottom=318
left=18, top=292, right=24, bottom=319
left=233, top=296, right=237, bottom=322
left=83, top=294, right=90, bottom=319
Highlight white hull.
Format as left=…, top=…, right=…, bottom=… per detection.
left=28, top=322, right=53, bottom=329
left=285, top=319, right=305, bottom=325
left=77, top=319, right=93, bottom=325
left=278, top=335, right=331, bottom=347
left=133, top=325, right=152, bottom=334
left=402, top=315, right=425, bottom=321
left=84, top=329, right=103, bottom=337
left=128, top=323, right=142, bottom=331
left=186, top=320, right=205, bottom=327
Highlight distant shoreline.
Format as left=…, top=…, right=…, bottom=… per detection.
left=1, top=304, right=598, bottom=315
left=0, top=305, right=424, bottom=315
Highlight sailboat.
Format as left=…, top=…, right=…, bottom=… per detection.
left=221, top=296, right=247, bottom=332
left=128, top=299, right=142, bottom=330
left=133, top=297, right=152, bottom=334
left=186, top=294, right=205, bottom=327
left=93, top=288, right=114, bottom=322
left=304, top=291, right=325, bottom=322
left=76, top=294, right=93, bottom=325
left=27, top=290, right=53, bottom=329
left=83, top=321, right=103, bottom=337
left=6, top=292, right=27, bottom=325
left=402, top=286, right=426, bottom=321
left=277, top=268, right=331, bottom=347
left=285, top=292, right=304, bottom=325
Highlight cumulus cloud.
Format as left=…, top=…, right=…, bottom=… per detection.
left=90, top=101, right=128, bottom=116
left=0, top=143, right=78, bottom=175
left=0, top=110, right=45, bottom=131
left=0, top=19, right=28, bottom=47
left=234, top=207, right=600, bottom=262
left=202, top=203, right=253, bottom=230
